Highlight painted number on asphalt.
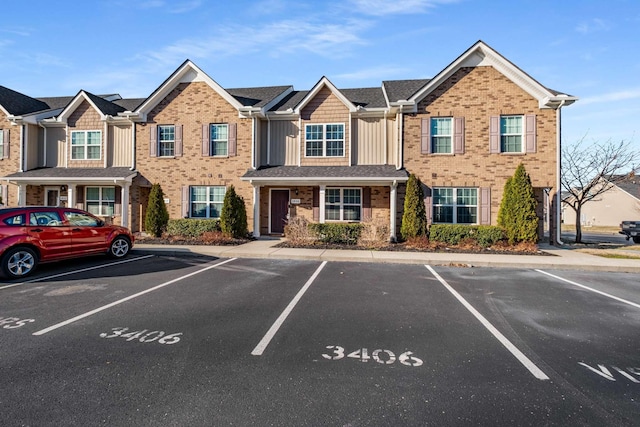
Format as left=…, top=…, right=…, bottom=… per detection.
left=99, top=327, right=182, bottom=345
left=0, top=316, right=35, bottom=329
left=579, top=362, right=640, bottom=384
left=322, top=346, right=423, bottom=367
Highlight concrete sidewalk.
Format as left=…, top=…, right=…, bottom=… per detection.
left=132, top=238, right=640, bottom=273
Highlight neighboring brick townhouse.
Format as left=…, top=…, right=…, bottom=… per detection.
left=0, top=41, right=576, bottom=242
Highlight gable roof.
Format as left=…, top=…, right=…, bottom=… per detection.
left=56, top=90, right=126, bottom=121
left=0, top=85, right=50, bottom=116
left=408, top=40, right=577, bottom=109
left=136, top=60, right=244, bottom=118
left=226, top=86, right=293, bottom=109
left=382, top=79, right=430, bottom=103
left=293, top=76, right=357, bottom=114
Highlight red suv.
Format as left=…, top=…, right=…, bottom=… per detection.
left=0, top=207, right=134, bottom=279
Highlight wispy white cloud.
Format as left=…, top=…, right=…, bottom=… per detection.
left=578, top=88, right=640, bottom=105
left=576, top=18, right=610, bottom=34
left=335, top=65, right=411, bottom=81
left=347, top=0, right=460, bottom=16
left=137, top=18, right=371, bottom=66
left=0, top=27, right=31, bottom=37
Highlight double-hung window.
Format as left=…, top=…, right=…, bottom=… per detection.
left=500, top=116, right=523, bottom=153
left=86, top=187, right=115, bottom=216
left=71, top=130, right=101, bottom=160
left=158, top=125, right=175, bottom=157
left=433, top=188, right=478, bottom=224
left=190, top=186, right=226, bottom=218
left=325, top=188, right=361, bottom=221
left=210, top=124, right=228, bottom=156
left=305, top=123, right=344, bottom=157
left=431, top=118, right=452, bottom=153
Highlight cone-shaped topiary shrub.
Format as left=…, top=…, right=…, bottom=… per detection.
left=145, top=183, right=169, bottom=237
left=220, top=185, right=248, bottom=239
left=497, top=163, right=538, bottom=243
left=400, top=173, right=428, bottom=240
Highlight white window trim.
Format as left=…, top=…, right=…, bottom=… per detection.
left=325, top=187, right=362, bottom=222
left=500, top=115, right=524, bottom=153
left=189, top=185, right=226, bottom=219
left=210, top=124, right=229, bottom=157
left=85, top=186, right=115, bottom=217
left=71, top=130, right=102, bottom=160
left=304, top=123, right=345, bottom=158
left=432, top=187, right=479, bottom=224
left=158, top=125, right=175, bottom=157
left=431, top=117, right=453, bottom=154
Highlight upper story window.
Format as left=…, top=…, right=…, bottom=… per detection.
left=158, top=125, right=175, bottom=157
left=71, top=130, right=101, bottom=160
left=190, top=186, right=226, bottom=218
left=326, top=188, right=361, bottom=221
left=210, top=124, right=228, bottom=156
left=305, top=123, right=344, bottom=157
left=431, top=118, right=452, bottom=153
left=86, top=186, right=115, bottom=216
left=433, top=187, right=478, bottom=224
left=500, top=116, right=523, bottom=153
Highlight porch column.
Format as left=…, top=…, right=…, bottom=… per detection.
left=253, top=184, right=261, bottom=237
left=121, top=183, right=130, bottom=228
left=67, top=185, right=76, bottom=209
left=390, top=181, right=397, bottom=242
left=18, top=184, right=26, bottom=206
left=319, top=185, right=326, bottom=223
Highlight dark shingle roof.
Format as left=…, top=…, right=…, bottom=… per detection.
left=0, top=85, right=50, bottom=115
left=609, top=175, right=640, bottom=200
left=113, top=98, right=146, bottom=111
left=243, top=165, right=408, bottom=180
left=269, top=90, right=309, bottom=112
left=3, top=167, right=137, bottom=179
left=382, top=79, right=430, bottom=102
left=226, top=86, right=291, bottom=108
left=35, top=96, right=75, bottom=111
left=340, top=87, right=387, bottom=108
left=83, top=91, right=126, bottom=116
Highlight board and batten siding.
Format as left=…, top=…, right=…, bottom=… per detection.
left=352, top=117, right=392, bottom=165
left=267, top=120, right=299, bottom=166
left=107, top=124, right=132, bottom=167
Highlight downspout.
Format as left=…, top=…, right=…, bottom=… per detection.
left=19, top=124, right=24, bottom=172
left=130, top=117, right=136, bottom=171
left=383, top=108, right=388, bottom=165
left=555, top=100, right=567, bottom=245
left=298, top=115, right=302, bottom=167
left=397, top=108, right=404, bottom=170
left=348, top=111, right=353, bottom=167
left=249, top=111, right=255, bottom=170
left=266, top=114, right=271, bottom=166
left=38, top=122, right=47, bottom=167
left=104, top=118, right=109, bottom=168
left=65, top=124, right=69, bottom=168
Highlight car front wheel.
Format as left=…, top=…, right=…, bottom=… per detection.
left=633, top=236, right=640, bottom=244
left=2, top=246, right=38, bottom=279
left=108, top=236, right=131, bottom=258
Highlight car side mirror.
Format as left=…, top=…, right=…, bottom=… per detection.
left=98, top=220, right=105, bottom=227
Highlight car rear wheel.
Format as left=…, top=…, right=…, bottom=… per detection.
left=633, top=236, right=640, bottom=244
left=108, top=236, right=131, bottom=258
left=2, top=246, right=38, bottom=279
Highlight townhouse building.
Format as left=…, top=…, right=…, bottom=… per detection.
left=0, top=41, right=576, bottom=242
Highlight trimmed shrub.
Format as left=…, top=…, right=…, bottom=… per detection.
left=308, top=223, right=364, bottom=245
left=284, top=216, right=313, bottom=244
left=497, top=163, right=539, bottom=243
left=220, top=185, right=248, bottom=238
left=166, top=219, right=221, bottom=238
left=358, top=218, right=390, bottom=248
left=429, top=224, right=505, bottom=247
left=144, top=183, right=169, bottom=237
left=400, top=174, right=428, bottom=240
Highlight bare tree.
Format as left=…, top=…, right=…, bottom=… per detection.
left=562, top=138, right=640, bottom=243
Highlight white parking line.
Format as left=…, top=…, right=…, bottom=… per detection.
left=426, top=265, right=550, bottom=381
left=252, top=261, right=327, bottom=356
left=0, top=255, right=156, bottom=290
left=32, top=258, right=237, bottom=336
left=536, top=269, right=640, bottom=310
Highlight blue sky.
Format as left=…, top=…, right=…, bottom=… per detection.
left=1, top=0, right=638, bottom=149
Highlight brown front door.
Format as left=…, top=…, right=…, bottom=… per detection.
left=270, top=190, right=289, bottom=234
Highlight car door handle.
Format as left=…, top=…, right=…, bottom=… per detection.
left=31, top=228, right=44, bottom=232
left=72, top=228, right=82, bottom=231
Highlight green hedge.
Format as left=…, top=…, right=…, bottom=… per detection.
left=308, top=223, right=364, bottom=245
left=429, top=224, right=505, bottom=247
left=166, top=219, right=221, bottom=238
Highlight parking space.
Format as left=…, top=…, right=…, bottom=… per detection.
left=1, top=256, right=638, bottom=426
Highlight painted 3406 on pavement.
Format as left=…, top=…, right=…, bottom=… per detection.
left=0, top=206, right=134, bottom=279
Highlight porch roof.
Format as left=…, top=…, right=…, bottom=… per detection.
left=242, top=165, right=408, bottom=186
left=2, top=167, right=138, bottom=185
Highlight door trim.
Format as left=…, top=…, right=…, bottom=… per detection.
left=268, top=188, right=290, bottom=235
left=44, top=186, right=60, bottom=207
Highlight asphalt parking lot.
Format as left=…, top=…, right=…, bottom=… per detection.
left=1, top=255, right=639, bottom=426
